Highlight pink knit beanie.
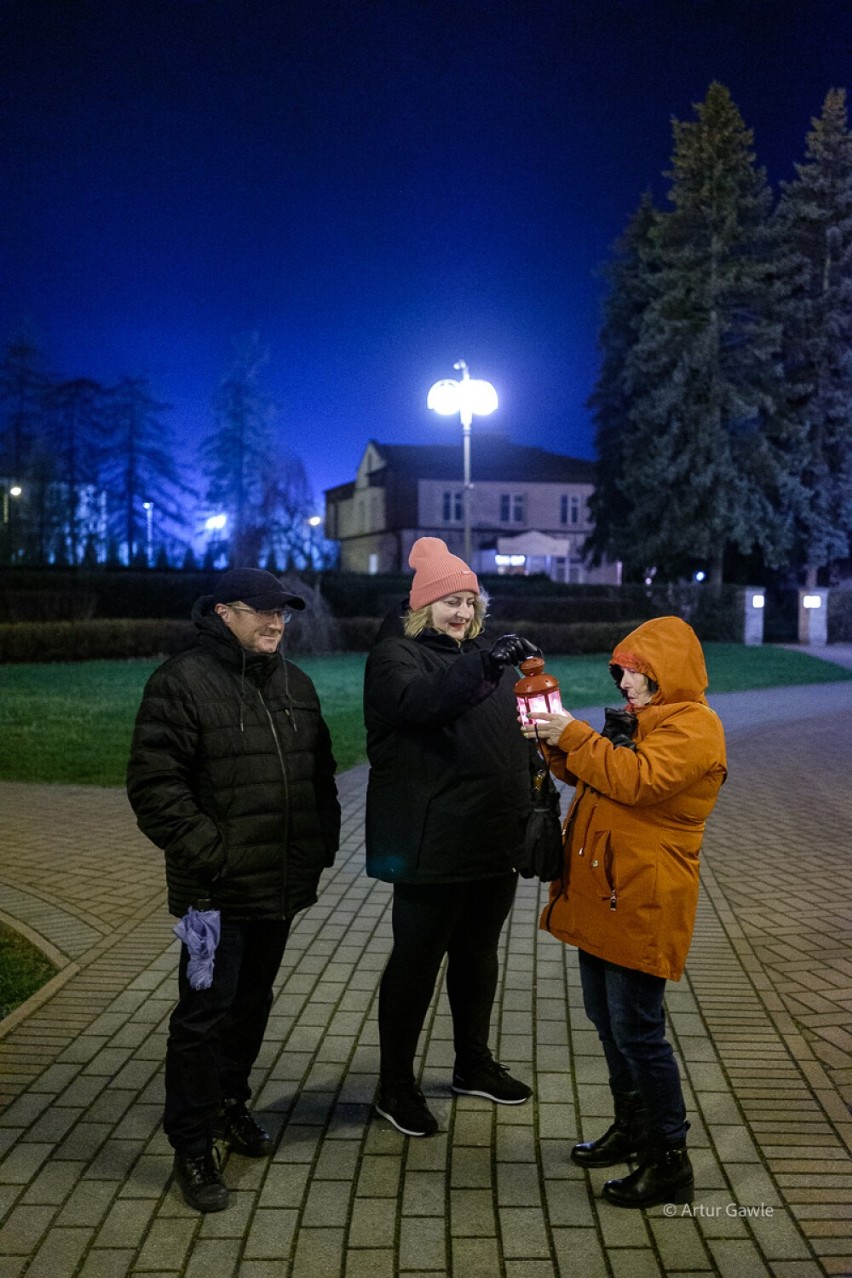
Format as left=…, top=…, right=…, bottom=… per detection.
left=408, top=537, right=479, bottom=610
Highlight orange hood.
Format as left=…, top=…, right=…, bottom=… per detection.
left=611, top=615, right=709, bottom=706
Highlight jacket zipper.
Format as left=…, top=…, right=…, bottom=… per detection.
left=260, top=691, right=292, bottom=914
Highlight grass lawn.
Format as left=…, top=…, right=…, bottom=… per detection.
left=0, top=922, right=58, bottom=1021
left=0, top=643, right=850, bottom=788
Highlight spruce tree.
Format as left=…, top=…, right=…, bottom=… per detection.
left=101, top=376, right=188, bottom=565
left=775, top=88, right=852, bottom=585
left=44, top=377, right=108, bottom=564
left=619, top=83, right=791, bottom=584
left=586, top=194, right=659, bottom=567
left=200, top=333, right=275, bottom=567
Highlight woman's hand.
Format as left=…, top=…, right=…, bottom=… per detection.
left=521, top=710, right=575, bottom=746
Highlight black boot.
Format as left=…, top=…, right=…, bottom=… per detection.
left=602, top=1142, right=694, bottom=1209
left=172, top=1149, right=229, bottom=1213
left=571, top=1092, right=649, bottom=1168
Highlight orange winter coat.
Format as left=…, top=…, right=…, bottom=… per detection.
left=540, top=616, right=727, bottom=981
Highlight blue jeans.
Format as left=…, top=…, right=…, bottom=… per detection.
left=578, top=949, right=687, bottom=1143
left=164, top=917, right=290, bottom=1155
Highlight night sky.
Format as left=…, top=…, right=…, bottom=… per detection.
left=3, top=0, right=852, bottom=505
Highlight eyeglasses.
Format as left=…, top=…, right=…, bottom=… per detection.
left=227, top=604, right=293, bottom=623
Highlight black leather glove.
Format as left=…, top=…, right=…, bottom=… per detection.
left=488, top=634, right=542, bottom=667
left=601, top=706, right=638, bottom=750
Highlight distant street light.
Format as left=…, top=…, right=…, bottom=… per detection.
left=2, top=483, right=22, bottom=526
left=427, top=360, right=498, bottom=564
left=306, top=514, right=322, bottom=573
left=142, top=501, right=154, bottom=565
left=204, top=513, right=228, bottom=568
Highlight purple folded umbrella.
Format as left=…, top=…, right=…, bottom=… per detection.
left=173, top=906, right=221, bottom=990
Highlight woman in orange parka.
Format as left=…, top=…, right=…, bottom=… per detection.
left=525, top=615, right=727, bottom=1209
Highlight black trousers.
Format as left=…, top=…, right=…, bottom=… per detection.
left=378, top=874, right=518, bottom=1086
left=164, top=917, right=290, bottom=1155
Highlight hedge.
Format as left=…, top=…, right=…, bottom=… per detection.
left=0, top=615, right=646, bottom=662
left=0, top=619, right=197, bottom=663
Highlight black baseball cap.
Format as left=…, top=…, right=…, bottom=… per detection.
left=213, top=568, right=305, bottom=611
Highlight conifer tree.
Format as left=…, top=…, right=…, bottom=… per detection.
left=586, top=194, right=659, bottom=566
left=618, top=83, right=792, bottom=584
left=44, top=377, right=108, bottom=564
left=775, top=88, right=852, bottom=585
left=101, top=376, right=188, bottom=565
left=200, top=333, right=274, bottom=566
left=0, top=332, right=53, bottom=563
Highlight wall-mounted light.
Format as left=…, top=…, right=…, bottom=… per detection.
left=803, top=595, right=822, bottom=609
left=751, top=594, right=765, bottom=609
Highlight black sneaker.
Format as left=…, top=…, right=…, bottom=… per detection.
left=451, top=1059, right=532, bottom=1105
left=173, top=1149, right=229, bottom=1213
left=375, top=1082, right=439, bottom=1137
left=216, top=1100, right=274, bottom=1157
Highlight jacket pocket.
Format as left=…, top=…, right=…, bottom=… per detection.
left=585, top=830, right=622, bottom=912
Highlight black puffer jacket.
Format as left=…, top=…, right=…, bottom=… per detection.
left=364, top=612, right=531, bottom=884
left=126, top=596, right=340, bottom=920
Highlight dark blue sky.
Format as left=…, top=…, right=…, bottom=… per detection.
left=3, top=0, right=852, bottom=504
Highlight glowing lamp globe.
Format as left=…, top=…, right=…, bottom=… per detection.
left=427, top=376, right=498, bottom=423
left=514, top=656, right=563, bottom=728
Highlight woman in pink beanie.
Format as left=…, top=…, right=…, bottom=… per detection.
left=364, top=537, right=539, bottom=1136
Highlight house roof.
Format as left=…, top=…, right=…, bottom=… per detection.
left=362, top=439, right=596, bottom=484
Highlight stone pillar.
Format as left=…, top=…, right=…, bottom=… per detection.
left=740, top=588, right=766, bottom=646
left=798, top=589, right=829, bottom=645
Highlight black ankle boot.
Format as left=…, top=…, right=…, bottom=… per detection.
left=602, top=1143, right=694, bottom=1209
left=172, top=1149, right=229, bottom=1213
left=571, top=1092, right=649, bottom=1168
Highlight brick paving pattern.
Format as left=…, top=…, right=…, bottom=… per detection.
left=2, top=669, right=852, bottom=1277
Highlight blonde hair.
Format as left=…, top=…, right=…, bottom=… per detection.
left=404, top=589, right=490, bottom=640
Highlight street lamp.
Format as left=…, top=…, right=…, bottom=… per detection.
left=306, top=514, right=322, bottom=570
left=142, top=501, right=154, bottom=565
left=427, top=359, right=498, bottom=565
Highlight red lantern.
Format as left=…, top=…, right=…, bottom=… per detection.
left=514, top=656, right=563, bottom=727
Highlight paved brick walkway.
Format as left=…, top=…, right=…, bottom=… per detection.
left=2, top=670, right=852, bottom=1277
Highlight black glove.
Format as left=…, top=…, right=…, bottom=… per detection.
left=601, top=706, right=638, bottom=750
left=488, top=634, right=542, bottom=667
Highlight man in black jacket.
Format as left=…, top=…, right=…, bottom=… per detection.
left=127, top=568, right=340, bottom=1213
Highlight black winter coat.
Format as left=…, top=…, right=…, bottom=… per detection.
left=364, top=616, right=531, bottom=884
left=126, top=598, right=341, bottom=920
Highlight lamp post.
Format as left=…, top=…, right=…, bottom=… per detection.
left=142, top=501, right=154, bottom=565
left=427, top=360, right=498, bottom=566
left=306, top=514, right=322, bottom=570
left=2, top=484, right=23, bottom=563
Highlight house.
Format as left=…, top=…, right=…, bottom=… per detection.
left=324, top=437, right=621, bottom=583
